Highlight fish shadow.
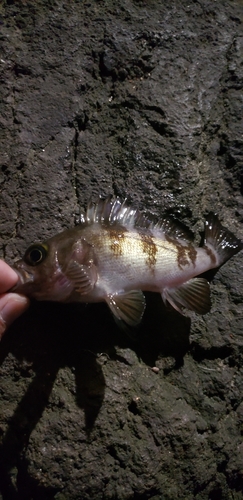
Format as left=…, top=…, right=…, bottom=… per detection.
left=0, top=295, right=190, bottom=499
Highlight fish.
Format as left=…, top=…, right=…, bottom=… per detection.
left=10, top=197, right=243, bottom=329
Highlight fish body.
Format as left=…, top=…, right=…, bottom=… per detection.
left=11, top=197, right=243, bottom=328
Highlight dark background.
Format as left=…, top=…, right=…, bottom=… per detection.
left=0, top=1, right=243, bottom=499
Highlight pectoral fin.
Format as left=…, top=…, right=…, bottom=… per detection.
left=65, top=260, right=97, bottom=295
left=162, top=278, right=211, bottom=315
left=106, top=290, right=146, bottom=326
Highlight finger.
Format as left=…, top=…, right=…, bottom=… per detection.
left=0, top=261, right=19, bottom=293
left=0, top=293, right=30, bottom=340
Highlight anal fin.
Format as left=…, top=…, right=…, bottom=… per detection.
left=162, top=277, right=211, bottom=315
left=106, top=290, right=146, bottom=327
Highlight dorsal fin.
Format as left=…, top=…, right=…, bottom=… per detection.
left=204, top=212, right=243, bottom=265
left=151, top=217, right=194, bottom=242
left=79, top=196, right=149, bottom=228
left=78, top=196, right=194, bottom=242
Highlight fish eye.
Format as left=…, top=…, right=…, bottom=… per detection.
left=24, top=244, right=48, bottom=266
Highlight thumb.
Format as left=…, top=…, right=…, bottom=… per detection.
left=0, top=294, right=30, bottom=340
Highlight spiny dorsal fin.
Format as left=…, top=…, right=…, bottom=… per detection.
left=84, top=196, right=148, bottom=227
left=78, top=196, right=194, bottom=242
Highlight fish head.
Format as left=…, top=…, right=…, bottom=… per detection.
left=11, top=229, right=95, bottom=302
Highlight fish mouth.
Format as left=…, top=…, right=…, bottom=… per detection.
left=9, top=268, right=35, bottom=294
left=9, top=264, right=75, bottom=302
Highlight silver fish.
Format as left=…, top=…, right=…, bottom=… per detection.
left=10, top=197, right=243, bottom=328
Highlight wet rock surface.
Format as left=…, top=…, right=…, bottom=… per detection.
left=0, top=0, right=243, bottom=498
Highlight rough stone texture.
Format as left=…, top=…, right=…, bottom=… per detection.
left=0, top=0, right=243, bottom=499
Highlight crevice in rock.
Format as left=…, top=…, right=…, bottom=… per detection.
left=191, top=344, right=233, bottom=362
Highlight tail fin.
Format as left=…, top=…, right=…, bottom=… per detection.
left=204, top=212, right=243, bottom=266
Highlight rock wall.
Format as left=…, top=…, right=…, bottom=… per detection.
left=0, top=1, right=243, bottom=498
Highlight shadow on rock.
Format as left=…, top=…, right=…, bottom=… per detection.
left=0, top=301, right=106, bottom=499
left=137, top=292, right=190, bottom=367
left=0, top=295, right=190, bottom=498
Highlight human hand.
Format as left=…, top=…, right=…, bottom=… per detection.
left=0, top=260, right=29, bottom=340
